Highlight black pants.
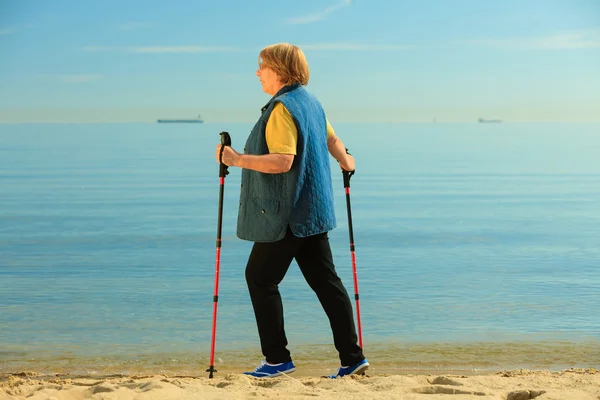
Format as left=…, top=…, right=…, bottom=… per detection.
left=245, top=228, right=365, bottom=366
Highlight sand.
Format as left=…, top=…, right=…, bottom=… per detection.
left=1, top=368, right=599, bottom=400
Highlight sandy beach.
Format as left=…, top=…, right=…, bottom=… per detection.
left=2, top=368, right=599, bottom=400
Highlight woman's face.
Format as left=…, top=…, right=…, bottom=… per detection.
left=256, top=64, right=283, bottom=96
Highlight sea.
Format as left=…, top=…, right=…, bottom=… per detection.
left=1, top=122, right=599, bottom=377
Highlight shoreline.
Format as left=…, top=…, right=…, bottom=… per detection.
left=3, top=338, right=599, bottom=378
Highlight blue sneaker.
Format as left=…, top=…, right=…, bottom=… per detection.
left=243, top=360, right=296, bottom=378
left=328, top=359, right=369, bottom=378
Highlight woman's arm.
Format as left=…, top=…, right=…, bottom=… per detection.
left=216, top=145, right=294, bottom=174
left=235, top=152, right=294, bottom=174
left=327, top=134, right=355, bottom=171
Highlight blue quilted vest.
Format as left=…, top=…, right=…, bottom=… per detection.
left=236, top=84, right=337, bottom=242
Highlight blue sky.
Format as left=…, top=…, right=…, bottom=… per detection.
left=1, top=0, right=599, bottom=123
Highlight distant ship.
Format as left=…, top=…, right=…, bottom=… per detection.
left=157, top=114, right=204, bottom=123
left=478, top=118, right=502, bottom=123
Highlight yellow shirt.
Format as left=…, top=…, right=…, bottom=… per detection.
left=266, top=103, right=335, bottom=155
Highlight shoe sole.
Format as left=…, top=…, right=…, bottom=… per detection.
left=322, top=362, right=370, bottom=379
left=352, top=363, right=369, bottom=375
left=270, top=367, right=296, bottom=377
left=244, top=367, right=296, bottom=378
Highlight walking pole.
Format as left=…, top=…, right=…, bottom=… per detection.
left=342, top=154, right=363, bottom=349
left=207, top=131, right=231, bottom=379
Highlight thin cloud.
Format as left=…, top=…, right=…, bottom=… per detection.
left=287, top=0, right=352, bottom=24
left=82, top=45, right=240, bottom=53
left=119, top=22, right=152, bottom=31
left=300, top=43, right=413, bottom=51
left=0, top=24, right=33, bottom=35
left=469, top=30, right=600, bottom=50
left=38, top=74, right=103, bottom=83
left=132, top=46, right=239, bottom=53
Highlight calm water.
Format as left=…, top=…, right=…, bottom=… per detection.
left=1, top=122, right=599, bottom=375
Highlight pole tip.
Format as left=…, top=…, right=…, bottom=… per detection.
left=206, top=365, right=217, bottom=378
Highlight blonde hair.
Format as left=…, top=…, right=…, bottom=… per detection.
left=258, top=43, right=310, bottom=86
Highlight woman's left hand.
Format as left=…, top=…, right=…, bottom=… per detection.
left=215, top=144, right=240, bottom=167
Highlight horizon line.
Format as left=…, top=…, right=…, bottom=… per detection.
left=2, top=120, right=600, bottom=125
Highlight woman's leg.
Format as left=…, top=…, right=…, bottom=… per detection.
left=295, top=232, right=365, bottom=366
left=245, top=229, right=301, bottom=363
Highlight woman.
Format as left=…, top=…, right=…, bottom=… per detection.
left=215, top=43, right=368, bottom=378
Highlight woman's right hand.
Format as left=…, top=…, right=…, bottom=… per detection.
left=340, top=154, right=355, bottom=172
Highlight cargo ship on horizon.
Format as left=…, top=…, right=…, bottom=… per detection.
left=478, top=118, right=502, bottom=123
left=157, top=114, right=204, bottom=123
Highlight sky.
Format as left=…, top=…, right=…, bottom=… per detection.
left=1, top=0, right=599, bottom=123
